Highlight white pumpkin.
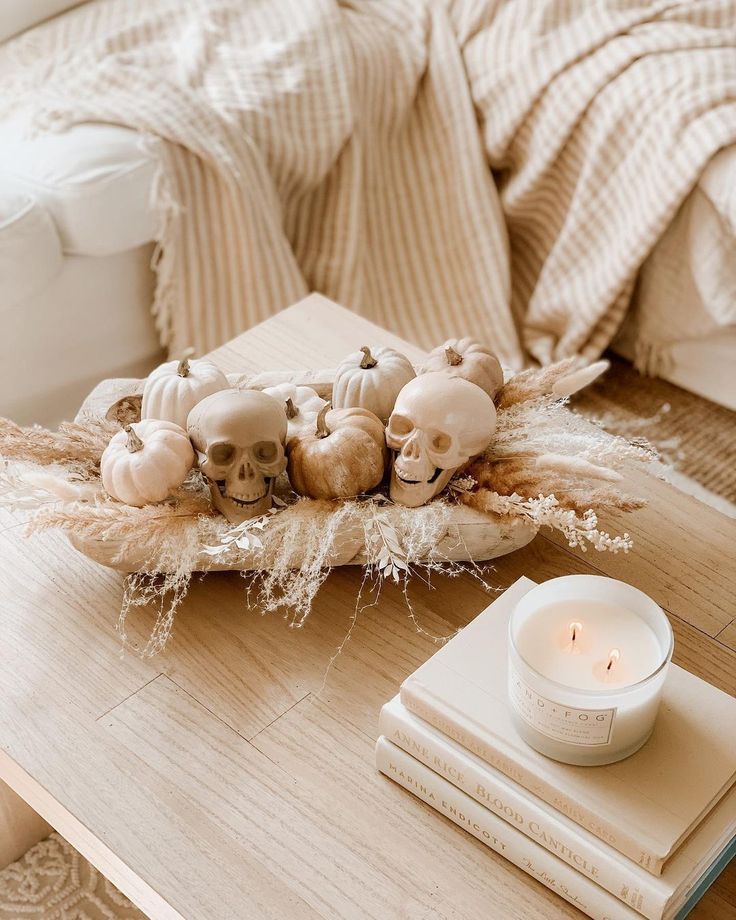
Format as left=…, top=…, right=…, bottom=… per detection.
left=141, top=357, right=229, bottom=429
left=421, top=338, right=504, bottom=399
left=332, top=345, right=415, bottom=422
left=101, top=420, right=194, bottom=507
left=262, top=382, right=327, bottom=439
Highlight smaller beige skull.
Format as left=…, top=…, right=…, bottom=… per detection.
left=386, top=373, right=496, bottom=507
left=187, top=389, right=287, bottom=522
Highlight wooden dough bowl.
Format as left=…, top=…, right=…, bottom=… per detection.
left=73, top=369, right=537, bottom=573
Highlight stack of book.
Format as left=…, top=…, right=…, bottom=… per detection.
left=376, top=578, right=736, bottom=920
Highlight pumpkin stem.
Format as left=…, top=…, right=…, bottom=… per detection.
left=124, top=425, right=144, bottom=453
left=359, top=345, right=378, bottom=369
left=315, top=403, right=331, bottom=439
left=445, top=345, right=463, bottom=366
left=285, top=397, right=299, bottom=419
left=177, top=356, right=191, bottom=377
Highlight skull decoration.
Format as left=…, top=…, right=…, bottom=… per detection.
left=187, top=389, right=287, bottom=522
left=386, top=372, right=496, bottom=507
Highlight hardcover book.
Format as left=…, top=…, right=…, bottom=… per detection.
left=400, top=577, right=736, bottom=874
left=379, top=696, right=736, bottom=920
left=376, top=737, right=641, bottom=920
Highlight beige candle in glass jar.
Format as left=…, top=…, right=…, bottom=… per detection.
left=507, top=575, right=674, bottom=766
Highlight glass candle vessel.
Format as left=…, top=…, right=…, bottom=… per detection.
left=507, top=575, right=674, bottom=766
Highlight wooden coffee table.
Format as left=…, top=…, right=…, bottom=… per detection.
left=1, top=295, right=734, bottom=919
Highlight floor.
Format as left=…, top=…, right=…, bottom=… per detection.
left=0, top=833, right=144, bottom=919
left=572, top=355, right=736, bottom=516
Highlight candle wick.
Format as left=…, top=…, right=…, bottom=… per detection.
left=568, top=621, right=583, bottom=649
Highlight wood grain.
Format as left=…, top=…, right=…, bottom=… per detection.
left=0, top=295, right=733, bottom=920
left=717, top=621, right=736, bottom=654
left=205, top=295, right=429, bottom=375
left=104, top=674, right=571, bottom=920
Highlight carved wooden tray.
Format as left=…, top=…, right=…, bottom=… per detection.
left=72, top=369, right=537, bottom=572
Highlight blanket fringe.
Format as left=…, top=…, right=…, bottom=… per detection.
left=139, top=133, right=182, bottom=353
left=633, top=340, right=674, bottom=378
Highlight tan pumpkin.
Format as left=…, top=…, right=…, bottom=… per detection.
left=142, top=356, right=229, bottom=429
left=101, top=420, right=194, bottom=506
left=421, top=338, right=504, bottom=399
left=287, top=404, right=387, bottom=499
left=332, top=345, right=415, bottom=421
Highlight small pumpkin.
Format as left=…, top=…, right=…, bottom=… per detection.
left=332, top=345, right=415, bottom=422
left=287, top=404, right=387, bottom=499
left=101, top=420, right=194, bottom=506
left=263, top=382, right=327, bottom=439
left=421, top=338, right=504, bottom=399
left=141, top=356, right=229, bottom=429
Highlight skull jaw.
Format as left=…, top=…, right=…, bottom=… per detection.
left=389, top=464, right=455, bottom=507
left=211, top=478, right=274, bottom=523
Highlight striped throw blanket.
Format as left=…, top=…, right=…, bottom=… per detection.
left=3, top=0, right=735, bottom=366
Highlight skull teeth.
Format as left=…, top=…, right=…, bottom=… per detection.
left=230, top=493, right=266, bottom=505
left=215, top=478, right=273, bottom=504
left=395, top=467, right=442, bottom=486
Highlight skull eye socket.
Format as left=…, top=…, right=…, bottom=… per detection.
left=253, top=441, right=278, bottom=464
left=389, top=415, right=413, bottom=437
left=209, top=442, right=236, bottom=466
left=430, top=431, right=452, bottom=453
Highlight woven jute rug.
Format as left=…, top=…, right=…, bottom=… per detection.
left=0, top=833, right=145, bottom=920
left=572, top=356, right=736, bottom=517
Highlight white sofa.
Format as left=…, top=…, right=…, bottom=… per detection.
left=0, top=120, right=163, bottom=427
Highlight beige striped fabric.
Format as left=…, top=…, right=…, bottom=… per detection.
left=2, top=0, right=735, bottom=366
left=452, top=0, right=736, bottom=363
left=0, top=0, right=519, bottom=362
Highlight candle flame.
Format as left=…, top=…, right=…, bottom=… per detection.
left=569, top=621, right=583, bottom=645
left=606, top=648, right=621, bottom=672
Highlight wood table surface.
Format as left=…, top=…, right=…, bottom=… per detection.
left=1, top=294, right=734, bottom=920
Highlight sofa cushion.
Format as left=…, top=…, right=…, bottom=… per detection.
left=0, top=189, right=63, bottom=309
left=0, top=0, right=86, bottom=43
left=0, top=122, right=158, bottom=256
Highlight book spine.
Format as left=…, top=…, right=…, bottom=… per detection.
left=376, top=737, right=641, bottom=920
left=401, top=682, right=665, bottom=875
left=380, top=703, right=668, bottom=920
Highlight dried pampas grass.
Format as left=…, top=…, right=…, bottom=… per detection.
left=28, top=488, right=212, bottom=556
left=115, top=494, right=468, bottom=654
left=460, top=491, right=633, bottom=553
left=496, top=358, right=578, bottom=409
left=1, top=356, right=653, bottom=655
left=465, top=363, right=654, bottom=513
left=453, top=358, right=655, bottom=548
left=0, top=416, right=119, bottom=472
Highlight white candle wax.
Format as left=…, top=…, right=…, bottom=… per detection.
left=507, top=576, right=673, bottom=767
left=515, top=600, right=662, bottom=691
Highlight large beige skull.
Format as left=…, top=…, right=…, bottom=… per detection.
left=187, top=389, right=287, bottom=522
left=386, top=372, right=496, bottom=507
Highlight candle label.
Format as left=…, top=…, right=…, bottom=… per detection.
left=509, top=668, right=616, bottom=746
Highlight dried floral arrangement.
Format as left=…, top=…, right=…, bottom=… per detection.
left=0, top=345, right=653, bottom=655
